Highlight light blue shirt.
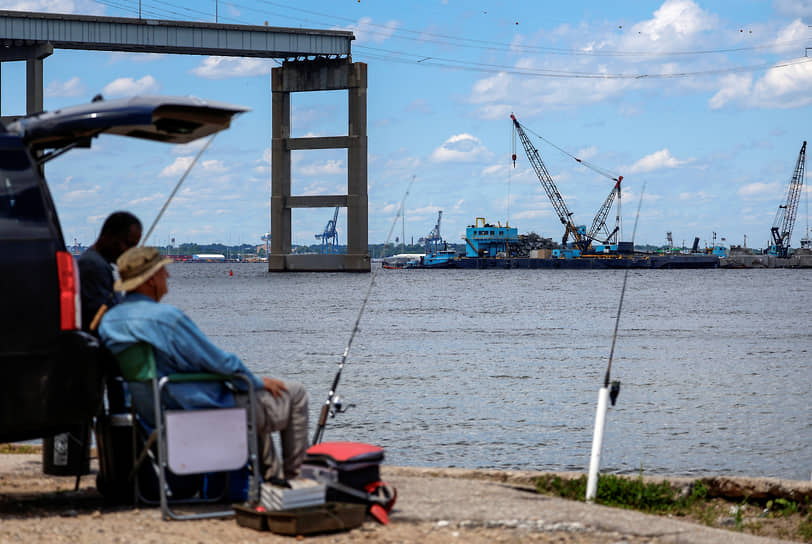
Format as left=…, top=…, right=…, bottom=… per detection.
left=98, top=292, right=263, bottom=425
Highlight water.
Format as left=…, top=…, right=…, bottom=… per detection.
left=165, top=263, right=811, bottom=480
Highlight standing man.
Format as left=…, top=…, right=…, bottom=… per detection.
left=99, top=247, right=309, bottom=481
left=78, top=211, right=142, bottom=332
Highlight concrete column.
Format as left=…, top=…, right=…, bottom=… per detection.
left=346, top=62, right=368, bottom=269
left=268, top=58, right=369, bottom=272
left=269, top=68, right=291, bottom=271
left=26, top=57, right=44, bottom=115
left=0, top=43, right=52, bottom=123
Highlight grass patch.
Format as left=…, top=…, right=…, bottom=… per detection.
left=0, top=443, right=40, bottom=454
left=534, top=473, right=811, bottom=542
left=534, top=473, right=706, bottom=514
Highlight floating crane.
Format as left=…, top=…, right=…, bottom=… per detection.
left=511, top=114, right=623, bottom=251
left=588, top=177, right=622, bottom=244
left=315, top=206, right=340, bottom=254
left=769, top=141, right=806, bottom=258
left=511, top=114, right=590, bottom=252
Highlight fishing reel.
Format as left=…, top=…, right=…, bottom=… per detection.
left=329, top=395, right=355, bottom=418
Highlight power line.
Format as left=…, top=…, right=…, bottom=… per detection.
left=354, top=47, right=812, bottom=80
left=89, top=1, right=812, bottom=80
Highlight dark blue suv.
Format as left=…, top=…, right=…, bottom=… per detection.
left=0, top=96, right=247, bottom=445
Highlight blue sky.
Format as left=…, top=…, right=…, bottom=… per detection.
left=2, top=1, right=811, bottom=250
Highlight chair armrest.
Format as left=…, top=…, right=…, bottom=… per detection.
left=161, top=372, right=256, bottom=394
left=165, top=372, right=231, bottom=383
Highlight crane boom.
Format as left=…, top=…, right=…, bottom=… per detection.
left=511, top=114, right=590, bottom=251
left=770, top=141, right=806, bottom=258
left=588, top=177, right=622, bottom=243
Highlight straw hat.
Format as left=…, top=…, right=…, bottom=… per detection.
left=115, top=246, right=173, bottom=292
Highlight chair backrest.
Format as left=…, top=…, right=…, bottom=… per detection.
left=115, top=343, right=157, bottom=382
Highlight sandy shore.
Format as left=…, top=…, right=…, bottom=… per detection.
left=1, top=453, right=808, bottom=543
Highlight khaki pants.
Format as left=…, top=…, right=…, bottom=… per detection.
left=237, top=381, right=309, bottom=481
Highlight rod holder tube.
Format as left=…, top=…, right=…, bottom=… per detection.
left=586, top=386, right=609, bottom=502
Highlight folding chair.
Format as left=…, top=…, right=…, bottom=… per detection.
left=114, top=343, right=261, bottom=520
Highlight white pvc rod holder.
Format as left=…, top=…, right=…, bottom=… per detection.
left=586, top=386, right=609, bottom=502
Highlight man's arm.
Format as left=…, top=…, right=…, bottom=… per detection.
left=166, top=308, right=265, bottom=391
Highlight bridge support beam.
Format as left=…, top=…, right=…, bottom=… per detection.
left=269, top=58, right=369, bottom=272
left=0, top=42, right=53, bottom=124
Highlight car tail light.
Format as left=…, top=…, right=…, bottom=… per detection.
left=56, top=251, right=81, bottom=330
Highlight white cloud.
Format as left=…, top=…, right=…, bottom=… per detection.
left=2, top=1, right=103, bottom=14
left=430, top=134, right=492, bottom=163
left=191, top=57, right=272, bottom=79
left=298, top=160, right=346, bottom=176
left=102, top=75, right=160, bottom=97
left=711, top=58, right=812, bottom=109
left=513, top=209, right=553, bottom=220
left=340, top=17, right=399, bottom=44
left=770, top=19, right=808, bottom=54
left=200, top=159, right=228, bottom=174
left=45, top=77, right=85, bottom=98
left=622, top=0, right=716, bottom=50
left=738, top=181, right=781, bottom=198
left=127, top=193, right=164, bottom=206
left=750, top=58, right=812, bottom=108
left=171, top=139, right=209, bottom=156
left=772, top=0, right=812, bottom=19
left=709, top=74, right=752, bottom=109
left=627, top=149, right=692, bottom=173
left=679, top=191, right=716, bottom=200
left=482, top=164, right=509, bottom=177
left=62, top=186, right=101, bottom=202
left=160, top=156, right=193, bottom=178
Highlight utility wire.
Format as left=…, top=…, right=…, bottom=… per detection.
left=93, top=0, right=806, bottom=59
left=90, top=0, right=811, bottom=80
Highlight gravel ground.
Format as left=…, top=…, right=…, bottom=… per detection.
left=1, top=453, right=803, bottom=543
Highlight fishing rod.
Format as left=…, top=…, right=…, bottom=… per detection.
left=585, top=181, right=645, bottom=502
left=312, top=175, right=416, bottom=445
left=88, top=135, right=217, bottom=331
left=141, top=134, right=217, bottom=245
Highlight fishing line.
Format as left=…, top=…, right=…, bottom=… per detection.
left=312, top=175, right=416, bottom=445
left=141, top=134, right=217, bottom=245
left=603, top=181, right=645, bottom=388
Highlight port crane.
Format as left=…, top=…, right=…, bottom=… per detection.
left=315, top=206, right=340, bottom=254
left=511, top=114, right=622, bottom=251
left=769, top=141, right=806, bottom=258
left=419, top=210, right=444, bottom=252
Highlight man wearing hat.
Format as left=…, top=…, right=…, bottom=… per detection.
left=98, top=246, right=309, bottom=481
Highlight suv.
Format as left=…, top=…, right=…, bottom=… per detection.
left=0, top=96, right=247, bottom=445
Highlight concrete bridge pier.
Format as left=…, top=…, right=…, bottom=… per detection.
left=0, top=42, right=53, bottom=123
left=269, top=58, right=369, bottom=272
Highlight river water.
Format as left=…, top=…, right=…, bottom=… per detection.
left=165, top=263, right=811, bottom=480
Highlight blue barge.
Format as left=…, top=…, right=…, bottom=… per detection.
left=395, top=217, right=719, bottom=270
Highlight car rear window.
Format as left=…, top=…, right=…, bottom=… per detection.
left=0, top=147, right=52, bottom=238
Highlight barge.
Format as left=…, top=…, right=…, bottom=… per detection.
left=394, top=218, right=719, bottom=270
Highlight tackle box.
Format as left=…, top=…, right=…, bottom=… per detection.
left=233, top=502, right=367, bottom=535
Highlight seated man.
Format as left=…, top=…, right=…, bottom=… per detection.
left=98, top=246, right=308, bottom=481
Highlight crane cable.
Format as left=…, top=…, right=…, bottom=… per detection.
left=520, top=122, right=621, bottom=183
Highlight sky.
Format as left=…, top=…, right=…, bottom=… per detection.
left=1, top=0, right=811, bottom=250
